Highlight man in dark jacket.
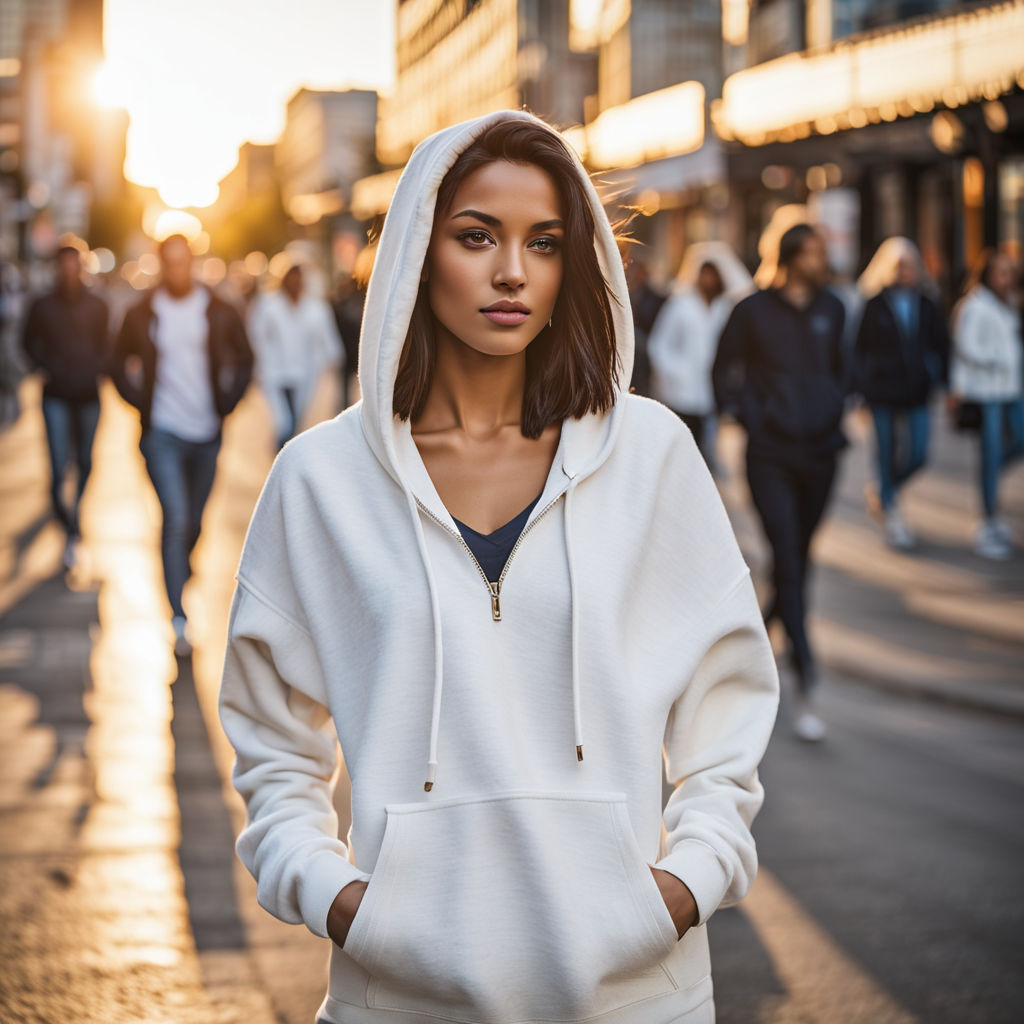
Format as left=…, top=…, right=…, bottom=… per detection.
left=111, top=233, right=253, bottom=656
left=854, top=243, right=949, bottom=549
left=713, top=224, right=847, bottom=743
left=22, top=245, right=110, bottom=568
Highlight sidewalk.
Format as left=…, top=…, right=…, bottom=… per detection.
left=0, top=378, right=279, bottom=1024
left=1, top=374, right=1021, bottom=1021
left=716, top=404, right=1024, bottom=717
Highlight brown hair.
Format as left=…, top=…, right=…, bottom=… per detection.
left=393, top=118, right=619, bottom=438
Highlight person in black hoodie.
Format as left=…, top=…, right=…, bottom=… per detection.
left=854, top=238, right=949, bottom=549
left=713, top=224, right=846, bottom=743
left=111, top=234, right=253, bottom=656
left=22, top=245, right=110, bottom=568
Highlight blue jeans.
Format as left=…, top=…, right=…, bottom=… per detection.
left=979, top=398, right=1024, bottom=517
left=870, top=404, right=930, bottom=510
left=41, top=396, right=101, bottom=536
left=139, top=427, right=221, bottom=619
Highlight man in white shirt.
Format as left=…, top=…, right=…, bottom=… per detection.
left=112, top=235, right=253, bottom=655
left=249, top=262, right=343, bottom=449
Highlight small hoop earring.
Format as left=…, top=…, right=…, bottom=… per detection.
left=548, top=316, right=553, bottom=328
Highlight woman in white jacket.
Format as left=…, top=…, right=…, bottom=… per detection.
left=248, top=262, right=344, bottom=449
left=951, top=250, right=1023, bottom=559
left=647, top=243, right=752, bottom=464
left=219, top=112, right=778, bottom=1024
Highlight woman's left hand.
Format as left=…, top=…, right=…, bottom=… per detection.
left=650, top=866, right=699, bottom=939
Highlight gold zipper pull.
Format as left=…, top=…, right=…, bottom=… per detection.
left=488, top=581, right=502, bottom=621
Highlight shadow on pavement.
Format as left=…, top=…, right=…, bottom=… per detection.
left=171, top=653, right=248, bottom=951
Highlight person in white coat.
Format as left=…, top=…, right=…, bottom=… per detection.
left=248, top=262, right=344, bottom=449
left=647, top=243, right=752, bottom=465
left=951, top=249, right=1023, bottom=559
left=219, top=112, right=778, bottom=1024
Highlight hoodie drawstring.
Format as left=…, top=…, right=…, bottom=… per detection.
left=564, top=478, right=584, bottom=763
left=406, top=488, right=445, bottom=792
left=412, top=476, right=585, bottom=792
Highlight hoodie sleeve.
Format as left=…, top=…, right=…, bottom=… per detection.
left=220, top=580, right=370, bottom=939
left=655, top=569, right=779, bottom=927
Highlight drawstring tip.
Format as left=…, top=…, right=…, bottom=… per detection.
left=424, top=762, right=437, bottom=792
left=576, top=745, right=584, bottom=762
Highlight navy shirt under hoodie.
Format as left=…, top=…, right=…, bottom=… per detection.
left=713, top=287, right=848, bottom=460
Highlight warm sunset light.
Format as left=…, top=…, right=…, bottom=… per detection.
left=102, top=0, right=395, bottom=209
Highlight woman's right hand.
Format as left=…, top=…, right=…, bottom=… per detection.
left=326, top=879, right=368, bottom=947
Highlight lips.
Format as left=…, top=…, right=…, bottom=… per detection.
left=481, top=300, right=531, bottom=326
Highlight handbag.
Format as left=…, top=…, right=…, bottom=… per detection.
left=951, top=397, right=982, bottom=432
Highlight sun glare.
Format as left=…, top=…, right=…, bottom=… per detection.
left=102, top=0, right=395, bottom=211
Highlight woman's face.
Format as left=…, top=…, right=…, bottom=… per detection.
left=425, top=159, right=564, bottom=358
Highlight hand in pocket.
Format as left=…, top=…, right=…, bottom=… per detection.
left=650, top=866, right=698, bottom=939
left=327, top=878, right=368, bottom=947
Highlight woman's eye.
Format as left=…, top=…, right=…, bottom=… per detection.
left=458, top=230, right=492, bottom=246
left=530, top=237, right=560, bottom=253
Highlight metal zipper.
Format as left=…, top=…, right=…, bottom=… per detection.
left=415, top=487, right=567, bottom=621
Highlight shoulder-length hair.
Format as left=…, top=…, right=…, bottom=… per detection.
left=393, top=118, right=619, bottom=439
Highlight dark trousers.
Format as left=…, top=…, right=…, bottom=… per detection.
left=139, top=427, right=221, bottom=619
left=41, top=396, right=101, bottom=537
left=746, top=450, right=837, bottom=694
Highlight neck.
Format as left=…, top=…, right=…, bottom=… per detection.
left=415, top=329, right=526, bottom=438
left=779, top=274, right=815, bottom=309
left=163, top=280, right=194, bottom=300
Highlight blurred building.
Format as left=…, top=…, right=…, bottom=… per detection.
left=0, top=0, right=129, bottom=263
left=218, top=143, right=277, bottom=216
left=277, top=88, right=378, bottom=229
left=355, top=0, right=598, bottom=220
left=714, top=0, right=1024, bottom=300
left=561, top=1, right=728, bottom=283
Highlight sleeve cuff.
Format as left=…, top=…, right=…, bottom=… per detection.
left=655, top=839, right=730, bottom=927
left=297, top=849, right=372, bottom=939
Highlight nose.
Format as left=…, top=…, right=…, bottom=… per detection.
left=493, top=247, right=526, bottom=290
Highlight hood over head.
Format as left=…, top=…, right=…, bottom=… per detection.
left=357, top=109, right=634, bottom=513
left=354, top=111, right=635, bottom=791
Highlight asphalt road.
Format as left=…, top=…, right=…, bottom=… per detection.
left=1, top=375, right=1022, bottom=1023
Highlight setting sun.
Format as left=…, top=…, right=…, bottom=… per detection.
left=102, top=0, right=395, bottom=209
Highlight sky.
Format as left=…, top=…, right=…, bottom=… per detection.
left=99, top=0, right=396, bottom=208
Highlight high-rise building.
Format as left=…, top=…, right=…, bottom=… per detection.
left=377, top=0, right=595, bottom=168
left=714, top=0, right=1024, bottom=295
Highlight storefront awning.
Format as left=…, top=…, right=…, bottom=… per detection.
left=714, top=1, right=1024, bottom=145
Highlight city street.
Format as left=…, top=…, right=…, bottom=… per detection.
left=1, top=378, right=1022, bottom=1024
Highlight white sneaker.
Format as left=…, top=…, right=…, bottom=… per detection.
left=884, top=507, right=915, bottom=550
left=991, top=518, right=1013, bottom=546
left=975, top=521, right=1012, bottom=561
left=792, top=697, right=827, bottom=742
left=172, top=615, right=193, bottom=658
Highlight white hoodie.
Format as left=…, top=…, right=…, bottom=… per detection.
left=219, top=110, right=779, bottom=1024
left=951, top=285, right=1023, bottom=402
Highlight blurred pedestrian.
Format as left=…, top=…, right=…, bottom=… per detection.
left=111, top=234, right=253, bottom=656
left=648, top=243, right=752, bottom=465
left=854, top=237, right=950, bottom=549
left=219, top=112, right=778, bottom=1024
left=625, top=256, right=664, bottom=396
left=21, top=245, right=110, bottom=568
left=713, top=223, right=847, bottom=742
left=249, top=262, right=343, bottom=448
left=951, top=249, right=1023, bottom=560
left=330, top=270, right=364, bottom=407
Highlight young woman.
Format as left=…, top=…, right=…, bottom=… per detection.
left=220, top=112, right=778, bottom=1024
left=951, top=249, right=1023, bottom=559
left=648, top=242, right=753, bottom=465
left=854, top=237, right=949, bottom=550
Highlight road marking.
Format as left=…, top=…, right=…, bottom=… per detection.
left=740, top=868, right=918, bottom=1024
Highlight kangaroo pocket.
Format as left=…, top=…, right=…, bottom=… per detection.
left=342, top=791, right=680, bottom=1022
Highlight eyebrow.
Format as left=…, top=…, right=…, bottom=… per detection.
left=450, top=209, right=564, bottom=231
